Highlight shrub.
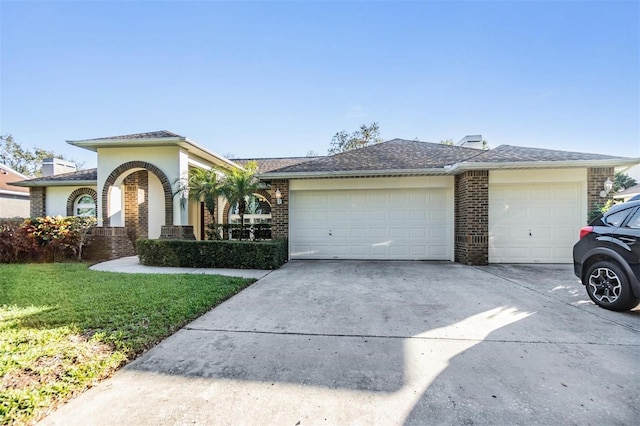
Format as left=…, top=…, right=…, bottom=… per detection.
left=0, top=216, right=96, bottom=263
left=137, top=239, right=288, bottom=270
left=0, top=218, right=37, bottom=263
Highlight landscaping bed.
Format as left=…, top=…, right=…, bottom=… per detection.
left=0, top=263, right=254, bottom=425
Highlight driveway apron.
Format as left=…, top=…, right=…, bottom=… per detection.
left=41, top=261, right=640, bottom=425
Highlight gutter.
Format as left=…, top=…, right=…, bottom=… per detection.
left=9, top=180, right=97, bottom=188
left=0, top=189, right=30, bottom=197
left=447, top=158, right=640, bottom=173
left=258, top=168, right=451, bottom=179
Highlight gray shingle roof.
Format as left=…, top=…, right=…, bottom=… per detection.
left=463, top=145, right=624, bottom=162
left=81, top=130, right=184, bottom=141
left=268, top=139, right=484, bottom=173
left=10, top=168, right=97, bottom=187
left=235, top=157, right=321, bottom=173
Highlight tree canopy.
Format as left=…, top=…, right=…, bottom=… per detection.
left=328, top=122, right=383, bottom=155
left=614, top=172, right=637, bottom=192
left=0, top=134, right=79, bottom=177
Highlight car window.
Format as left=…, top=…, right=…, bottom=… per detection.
left=625, top=209, right=640, bottom=229
left=604, top=209, right=630, bottom=227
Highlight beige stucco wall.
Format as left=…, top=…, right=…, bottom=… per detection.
left=45, top=186, right=98, bottom=217
left=97, top=146, right=185, bottom=226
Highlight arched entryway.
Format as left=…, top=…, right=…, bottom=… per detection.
left=101, top=161, right=173, bottom=239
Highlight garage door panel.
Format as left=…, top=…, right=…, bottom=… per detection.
left=291, top=188, right=452, bottom=260
left=489, top=182, right=582, bottom=263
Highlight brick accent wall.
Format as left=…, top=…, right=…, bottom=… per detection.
left=84, top=226, right=136, bottom=260
left=29, top=187, right=46, bottom=217
left=123, top=170, right=149, bottom=240
left=454, top=170, right=489, bottom=265
left=269, top=179, right=289, bottom=240
left=160, top=225, right=196, bottom=240
left=587, top=167, right=615, bottom=220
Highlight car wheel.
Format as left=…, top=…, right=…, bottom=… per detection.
left=585, top=261, right=639, bottom=311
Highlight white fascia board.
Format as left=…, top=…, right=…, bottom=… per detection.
left=257, top=168, right=450, bottom=179
left=0, top=189, right=30, bottom=197
left=66, top=137, right=185, bottom=152
left=67, top=136, right=243, bottom=171
left=9, top=180, right=97, bottom=187
left=449, top=158, right=640, bottom=173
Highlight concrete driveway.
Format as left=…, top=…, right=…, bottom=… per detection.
left=42, top=261, right=639, bottom=425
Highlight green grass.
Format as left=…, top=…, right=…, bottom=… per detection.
left=0, top=263, right=255, bottom=425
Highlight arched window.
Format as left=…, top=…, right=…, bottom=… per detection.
left=229, top=194, right=272, bottom=225
left=74, top=195, right=96, bottom=217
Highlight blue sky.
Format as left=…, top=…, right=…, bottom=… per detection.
left=1, top=0, right=638, bottom=169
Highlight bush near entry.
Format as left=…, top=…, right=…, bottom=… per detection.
left=136, top=239, right=288, bottom=270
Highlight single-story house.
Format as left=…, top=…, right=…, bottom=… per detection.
left=0, top=163, right=30, bottom=217
left=10, top=130, right=639, bottom=264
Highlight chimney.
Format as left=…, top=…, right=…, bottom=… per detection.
left=457, top=135, right=484, bottom=149
left=42, top=158, right=77, bottom=176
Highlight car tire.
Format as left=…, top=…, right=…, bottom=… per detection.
left=584, top=261, right=639, bottom=311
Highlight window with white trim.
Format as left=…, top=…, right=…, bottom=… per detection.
left=74, top=195, right=96, bottom=217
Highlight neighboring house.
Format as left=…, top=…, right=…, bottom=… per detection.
left=613, top=184, right=640, bottom=202
left=0, top=163, right=30, bottom=217
left=10, top=130, right=640, bottom=264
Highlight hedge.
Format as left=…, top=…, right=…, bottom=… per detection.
left=136, top=239, right=288, bottom=270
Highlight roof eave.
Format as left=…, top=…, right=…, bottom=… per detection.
left=9, top=180, right=97, bottom=188
left=67, top=137, right=187, bottom=152
left=450, top=158, right=640, bottom=173
left=258, top=168, right=451, bottom=179
left=0, top=189, right=30, bottom=196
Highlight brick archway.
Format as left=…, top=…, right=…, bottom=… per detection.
left=102, top=161, right=173, bottom=226
left=66, top=188, right=98, bottom=217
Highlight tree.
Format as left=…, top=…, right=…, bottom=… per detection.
left=220, top=161, right=261, bottom=240
left=173, top=168, right=224, bottom=239
left=328, top=122, right=383, bottom=155
left=614, top=172, right=637, bottom=192
left=439, top=139, right=454, bottom=145
left=0, top=133, right=81, bottom=177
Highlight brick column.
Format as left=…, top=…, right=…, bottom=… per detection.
left=123, top=170, right=149, bottom=240
left=587, top=167, right=615, bottom=221
left=269, top=179, right=289, bottom=240
left=454, top=170, right=489, bottom=265
left=29, top=187, right=46, bottom=217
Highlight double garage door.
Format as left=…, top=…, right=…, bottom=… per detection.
left=290, top=187, right=453, bottom=260
left=288, top=171, right=585, bottom=263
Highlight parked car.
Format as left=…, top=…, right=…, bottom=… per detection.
left=573, top=200, right=640, bottom=311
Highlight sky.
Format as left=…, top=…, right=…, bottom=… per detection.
left=1, top=0, right=639, bottom=170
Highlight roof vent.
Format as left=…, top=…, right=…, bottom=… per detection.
left=457, top=135, right=484, bottom=149
left=42, top=158, right=77, bottom=177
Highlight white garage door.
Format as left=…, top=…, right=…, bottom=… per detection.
left=290, top=188, right=453, bottom=260
left=489, top=183, right=582, bottom=263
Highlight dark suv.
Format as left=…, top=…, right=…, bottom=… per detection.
left=573, top=199, right=640, bottom=311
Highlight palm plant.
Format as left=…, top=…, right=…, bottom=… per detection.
left=174, top=168, right=223, bottom=239
left=220, top=161, right=260, bottom=240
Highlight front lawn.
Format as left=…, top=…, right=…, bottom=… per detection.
left=0, top=263, right=255, bottom=425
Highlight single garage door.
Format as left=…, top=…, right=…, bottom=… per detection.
left=489, top=182, right=582, bottom=263
left=289, top=188, right=453, bottom=260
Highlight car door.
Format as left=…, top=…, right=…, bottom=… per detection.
left=612, top=207, right=640, bottom=266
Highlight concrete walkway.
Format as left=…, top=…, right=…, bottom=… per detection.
left=42, top=261, right=639, bottom=425
left=89, top=256, right=272, bottom=279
